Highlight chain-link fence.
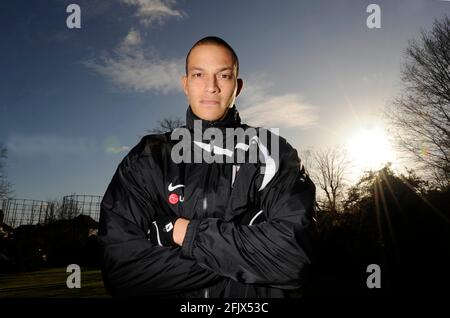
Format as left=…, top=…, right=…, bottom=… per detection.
left=0, top=195, right=102, bottom=228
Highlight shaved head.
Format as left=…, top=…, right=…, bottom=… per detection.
left=185, top=36, right=239, bottom=77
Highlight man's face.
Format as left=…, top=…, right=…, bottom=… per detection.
left=181, top=44, right=243, bottom=121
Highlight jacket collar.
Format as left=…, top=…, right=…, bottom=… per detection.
left=185, top=104, right=241, bottom=132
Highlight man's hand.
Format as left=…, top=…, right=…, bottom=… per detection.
left=173, top=218, right=190, bottom=246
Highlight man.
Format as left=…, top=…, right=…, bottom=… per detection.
left=98, top=36, right=317, bottom=298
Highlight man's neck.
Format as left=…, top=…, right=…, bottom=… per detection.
left=185, top=104, right=241, bottom=132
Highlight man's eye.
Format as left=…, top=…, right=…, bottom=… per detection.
left=192, top=73, right=202, bottom=78
left=219, top=74, right=232, bottom=79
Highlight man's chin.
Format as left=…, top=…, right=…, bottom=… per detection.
left=202, top=114, right=224, bottom=121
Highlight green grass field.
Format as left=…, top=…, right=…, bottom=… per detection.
left=0, top=267, right=111, bottom=298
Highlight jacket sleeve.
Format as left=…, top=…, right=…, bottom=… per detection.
left=180, top=140, right=317, bottom=289
left=98, top=143, right=222, bottom=297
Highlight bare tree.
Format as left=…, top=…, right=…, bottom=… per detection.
left=387, top=16, right=450, bottom=187
left=0, top=145, right=13, bottom=199
left=147, top=117, right=185, bottom=134
left=305, top=147, right=350, bottom=213
left=59, top=196, right=82, bottom=220
left=44, top=197, right=63, bottom=223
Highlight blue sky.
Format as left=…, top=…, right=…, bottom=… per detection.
left=1, top=0, right=449, bottom=201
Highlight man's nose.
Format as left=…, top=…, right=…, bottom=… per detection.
left=205, top=76, right=219, bottom=93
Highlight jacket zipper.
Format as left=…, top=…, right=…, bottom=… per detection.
left=202, top=164, right=212, bottom=218
left=203, top=158, right=212, bottom=298
left=201, top=132, right=216, bottom=298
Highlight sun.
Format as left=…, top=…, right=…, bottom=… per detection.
left=346, top=125, right=396, bottom=173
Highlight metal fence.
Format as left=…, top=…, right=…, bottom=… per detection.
left=0, top=194, right=102, bottom=228
left=61, top=194, right=102, bottom=222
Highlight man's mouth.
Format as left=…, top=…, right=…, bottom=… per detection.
left=200, top=100, right=220, bottom=105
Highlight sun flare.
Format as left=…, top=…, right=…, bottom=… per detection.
left=346, top=126, right=396, bottom=173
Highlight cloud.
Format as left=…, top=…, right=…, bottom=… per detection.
left=83, top=29, right=184, bottom=93
left=106, top=146, right=131, bottom=154
left=6, top=134, right=132, bottom=157
left=103, top=136, right=131, bottom=154
left=120, top=0, right=186, bottom=26
left=6, top=134, right=97, bottom=157
left=240, top=95, right=319, bottom=129
left=121, top=28, right=142, bottom=48
left=238, top=75, right=319, bottom=129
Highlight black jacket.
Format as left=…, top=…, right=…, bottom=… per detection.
left=98, top=105, right=317, bottom=298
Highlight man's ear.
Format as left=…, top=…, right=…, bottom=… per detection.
left=236, top=78, right=244, bottom=97
left=181, top=75, right=188, bottom=96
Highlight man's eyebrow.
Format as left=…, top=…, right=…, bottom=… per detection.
left=189, top=67, right=204, bottom=72
left=189, top=66, right=234, bottom=72
left=216, top=67, right=234, bottom=72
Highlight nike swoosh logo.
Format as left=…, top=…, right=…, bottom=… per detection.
left=168, top=183, right=185, bottom=192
